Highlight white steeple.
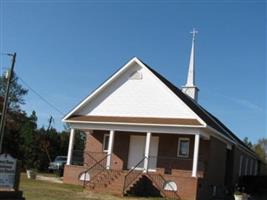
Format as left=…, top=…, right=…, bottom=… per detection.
left=182, top=28, right=199, bottom=101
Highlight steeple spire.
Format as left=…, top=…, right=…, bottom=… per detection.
left=182, top=28, right=199, bottom=101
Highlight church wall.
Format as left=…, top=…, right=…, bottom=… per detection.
left=197, top=136, right=227, bottom=199
left=65, top=128, right=259, bottom=200
left=232, top=146, right=259, bottom=184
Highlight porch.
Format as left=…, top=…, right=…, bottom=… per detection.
left=63, top=128, right=209, bottom=200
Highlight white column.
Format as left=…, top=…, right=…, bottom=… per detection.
left=67, top=128, right=75, bottom=165
left=106, top=130, right=115, bottom=170
left=192, top=133, right=200, bottom=177
left=143, top=132, right=151, bottom=173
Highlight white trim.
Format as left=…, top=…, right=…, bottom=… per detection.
left=67, top=129, right=75, bottom=165
left=64, top=119, right=204, bottom=128
left=63, top=57, right=139, bottom=121
left=102, top=134, right=109, bottom=152
left=177, top=138, right=190, bottom=158
left=67, top=122, right=207, bottom=136
left=207, top=126, right=257, bottom=159
left=192, top=133, right=200, bottom=177
left=62, top=57, right=206, bottom=128
left=239, top=155, right=243, bottom=176
left=106, top=130, right=115, bottom=170
left=206, top=126, right=235, bottom=145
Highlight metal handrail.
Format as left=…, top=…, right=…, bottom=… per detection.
left=83, top=151, right=103, bottom=166
left=123, top=157, right=146, bottom=194
left=148, top=155, right=206, bottom=176
left=72, top=150, right=106, bottom=166
left=82, top=154, right=109, bottom=188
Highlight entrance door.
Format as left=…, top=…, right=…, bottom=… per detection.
left=127, top=135, right=159, bottom=171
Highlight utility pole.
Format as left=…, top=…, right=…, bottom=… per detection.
left=0, top=52, right=16, bottom=153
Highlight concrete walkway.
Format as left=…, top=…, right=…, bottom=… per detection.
left=36, top=175, right=63, bottom=184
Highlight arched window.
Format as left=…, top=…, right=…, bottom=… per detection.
left=79, top=172, right=90, bottom=181
left=163, top=181, right=177, bottom=191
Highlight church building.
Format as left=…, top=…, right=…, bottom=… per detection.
left=62, top=30, right=259, bottom=200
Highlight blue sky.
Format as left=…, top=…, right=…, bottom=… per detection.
left=0, top=0, right=266, bottom=143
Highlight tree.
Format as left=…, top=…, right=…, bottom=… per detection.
left=0, top=72, right=28, bottom=156
left=0, top=72, right=74, bottom=171
left=20, top=111, right=38, bottom=169
left=243, top=137, right=253, bottom=148
left=254, top=138, right=267, bottom=162
left=0, top=73, right=28, bottom=111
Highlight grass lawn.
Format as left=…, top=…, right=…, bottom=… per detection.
left=20, top=173, right=163, bottom=200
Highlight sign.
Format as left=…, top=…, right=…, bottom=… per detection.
left=0, top=154, right=17, bottom=189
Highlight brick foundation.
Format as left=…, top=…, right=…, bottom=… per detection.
left=63, top=165, right=87, bottom=185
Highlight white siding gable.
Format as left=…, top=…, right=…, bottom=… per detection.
left=74, top=61, right=199, bottom=119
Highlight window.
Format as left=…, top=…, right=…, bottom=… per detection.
left=163, top=181, right=177, bottom=191
left=103, top=134, right=109, bottom=152
left=177, top=138, right=190, bottom=157
left=79, top=172, right=90, bottom=181
left=245, top=158, right=248, bottom=175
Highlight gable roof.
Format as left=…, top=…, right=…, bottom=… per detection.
left=63, top=57, right=257, bottom=158
left=139, top=60, right=257, bottom=157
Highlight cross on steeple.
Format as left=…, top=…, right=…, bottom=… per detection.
left=182, top=28, right=199, bottom=101
left=190, top=28, right=198, bottom=41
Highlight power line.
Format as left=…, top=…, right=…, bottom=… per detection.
left=17, top=76, right=65, bottom=115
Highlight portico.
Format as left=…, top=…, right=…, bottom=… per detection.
left=66, top=120, right=206, bottom=178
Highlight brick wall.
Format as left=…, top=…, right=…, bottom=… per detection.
left=232, top=146, right=258, bottom=183
left=84, top=130, right=131, bottom=170
left=156, top=174, right=198, bottom=200
left=84, top=131, right=208, bottom=174
left=63, top=165, right=87, bottom=185
left=197, top=136, right=227, bottom=199
left=66, top=130, right=212, bottom=200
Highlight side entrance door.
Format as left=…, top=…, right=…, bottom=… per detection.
left=127, top=135, right=159, bottom=171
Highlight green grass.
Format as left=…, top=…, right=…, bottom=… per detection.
left=20, top=173, right=164, bottom=200
left=20, top=173, right=88, bottom=200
